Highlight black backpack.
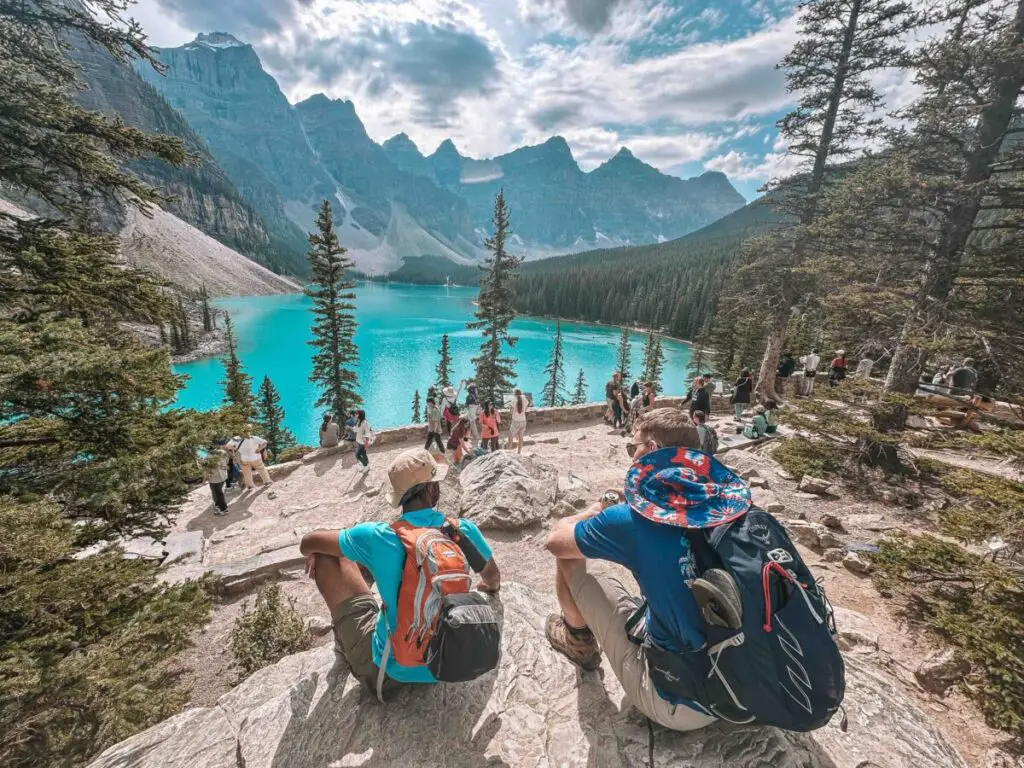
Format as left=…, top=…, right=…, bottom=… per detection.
left=632, top=506, right=846, bottom=731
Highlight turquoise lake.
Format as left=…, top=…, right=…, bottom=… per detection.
left=172, top=283, right=692, bottom=444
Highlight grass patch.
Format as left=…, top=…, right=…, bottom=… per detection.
left=772, top=437, right=848, bottom=478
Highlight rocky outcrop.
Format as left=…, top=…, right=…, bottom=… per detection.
left=459, top=452, right=558, bottom=529
left=87, top=584, right=967, bottom=768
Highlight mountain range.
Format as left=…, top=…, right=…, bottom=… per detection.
left=77, top=32, right=746, bottom=276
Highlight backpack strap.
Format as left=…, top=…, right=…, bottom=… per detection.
left=376, top=632, right=391, bottom=704
left=625, top=598, right=648, bottom=646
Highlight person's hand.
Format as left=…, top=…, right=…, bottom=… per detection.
left=476, top=581, right=500, bottom=595
left=305, top=554, right=317, bottom=580
left=600, top=489, right=623, bottom=509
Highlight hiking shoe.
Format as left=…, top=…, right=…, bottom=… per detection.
left=692, top=569, right=743, bottom=629
left=213, top=508, right=228, bottom=517
left=545, top=613, right=602, bottom=671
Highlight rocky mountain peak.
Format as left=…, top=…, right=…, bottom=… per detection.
left=432, top=138, right=462, bottom=158
left=613, top=146, right=635, bottom=160
left=190, top=32, right=247, bottom=50
left=383, top=132, right=421, bottom=154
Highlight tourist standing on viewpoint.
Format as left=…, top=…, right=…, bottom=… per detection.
left=507, top=388, right=528, bottom=455
left=777, top=352, right=796, bottom=395
left=479, top=400, right=501, bottom=452
left=731, top=368, right=754, bottom=421
left=354, top=410, right=373, bottom=471
left=680, top=375, right=711, bottom=419
left=237, top=429, right=273, bottom=489
left=320, top=414, right=341, bottom=448
left=299, top=449, right=501, bottom=702
left=828, top=350, right=848, bottom=387
left=544, top=408, right=734, bottom=731
left=205, top=442, right=231, bottom=515
left=447, top=416, right=472, bottom=463
left=692, top=410, right=718, bottom=455
left=803, top=348, right=821, bottom=396
left=605, top=372, right=622, bottom=426
left=764, top=400, right=780, bottom=434
left=424, top=397, right=445, bottom=454
left=465, top=382, right=481, bottom=447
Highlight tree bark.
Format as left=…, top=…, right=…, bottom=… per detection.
left=756, top=309, right=789, bottom=402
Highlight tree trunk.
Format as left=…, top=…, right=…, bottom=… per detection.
left=756, top=309, right=789, bottom=403
left=886, top=0, right=1024, bottom=391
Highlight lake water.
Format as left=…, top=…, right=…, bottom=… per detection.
left=172, top=283, right=691, bottom=444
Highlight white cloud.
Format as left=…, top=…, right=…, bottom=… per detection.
left=704, top=148, right=806, bottom=181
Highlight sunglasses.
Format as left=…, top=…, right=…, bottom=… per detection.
left=626, top=439, right=656, bottom=458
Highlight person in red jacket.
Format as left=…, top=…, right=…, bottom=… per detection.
left=828, top=350, right=848, bottom=387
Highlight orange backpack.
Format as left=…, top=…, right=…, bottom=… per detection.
left=386, top=520, right=473, bottom=667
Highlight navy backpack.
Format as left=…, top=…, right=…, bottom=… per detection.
left=630, top=505, right=846, bottom=732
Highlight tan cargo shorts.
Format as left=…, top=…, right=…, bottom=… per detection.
left=567, top=561, right=716, bottom=731
left=330, top=594, right=403, bottom=700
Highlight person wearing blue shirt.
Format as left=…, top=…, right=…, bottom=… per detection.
left=300, top=448, right=501, bottom=701
left=544, top=407, right=725, bottom=732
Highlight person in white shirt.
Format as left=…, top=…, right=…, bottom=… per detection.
left=353, top=409, right=373, bottom=471
left=803, top=348, right=821, bottom=396
left=237, top=431, right=272, bottom=489
left=506, top=389, right=529, bottom=455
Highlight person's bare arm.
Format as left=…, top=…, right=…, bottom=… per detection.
left=300, top=529, right=345, bottom=578
left=477, top=558, right=501, bottom=594
left=546, top=504, right=602, bottom=560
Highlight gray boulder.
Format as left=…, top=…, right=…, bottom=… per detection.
left=88, top=584, right=967, bottom=768
left=459, top=451, right=558, bottom=529
left=798, top=475, right=834, bottom=495
left=915, top=649, right=971, bottom=696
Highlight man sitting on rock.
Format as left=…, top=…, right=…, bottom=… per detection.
left=300, top=448, right=501, bottom=701
left=544, top=407, right=721, bottom=732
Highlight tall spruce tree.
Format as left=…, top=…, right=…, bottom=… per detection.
left=0, top=3, right=220, bottom=765
left=542, top=321, right=568, bottom=407
left=744, top=0, right=914, bottom=400
left=615, top=327, right=632, bottom=381
left=641, top=331, right=666, bottom=392
left=199, top=283, right=214, bottom=332
left=469, top=191, right=523, bottom=402
left=253, top=376, right=295, bottom=460
left=436, top=333, right=453, bottom=388
left=221, top=314, right=254, bottom=420
left=306, top=200, right=361, bottom=417
left=571, top=369, right=588, bottom=405
left=412, top=390, right=422, bottom=423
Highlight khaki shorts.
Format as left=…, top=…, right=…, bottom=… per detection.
left=330, top=594, right=403, bottom=700
left=567, top=561, right=716, bottom=731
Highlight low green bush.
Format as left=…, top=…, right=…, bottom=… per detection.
left=276, top=444, right=316, bottom=463
left=873, top=533, right=1024, bottom=739
left=230, top=584, right=312, bottom=680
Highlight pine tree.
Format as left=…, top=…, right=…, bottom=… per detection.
left=641, top=330, right=666, bottom=392
left=306, top=200, right=361, bottom=417
left=0, top=4, right=219, bottom=764
left=469, top=191, right=523, bottom=402
left=883, top=0, right=1024, bottom=391
left=687, top=322, right=712, bottom=380
left=571, top=369, right=588, bottom=405
left=542, top=320, right=568, bottom=407
left=615, top=326, right=632, bottom=381
left=746, top=0, right=914, bottom=400
left=176, top=294, right=192, bottom=352
left=221, top=314, right=253, bottom=420
left=253, top=376, right=295, bottom=460
left=199, top=283, right=214, bottom=332
left=412, top=390, right=422, bottom=423
left=435, top=334, right=453, bottom=388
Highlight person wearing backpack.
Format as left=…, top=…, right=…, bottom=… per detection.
left=692, top=409, right=718, bottom=455
left=544, top=407, right=845, bottom=732
left=680, top=375, right=711, bottom=420
left=742, top=405, right=769, bottom=440
left=299, top=449, right=502, bottom=702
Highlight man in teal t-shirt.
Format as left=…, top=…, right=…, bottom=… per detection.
left=300, top=448, right=501, bottom=700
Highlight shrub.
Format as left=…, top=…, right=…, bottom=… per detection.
left=873, top=533, right=1024, bottom=738
left=230, top=584, right=312, bottom=679
left=772, top=436, right=848, bottom=478
left=276, top=444, right=316, bottom=463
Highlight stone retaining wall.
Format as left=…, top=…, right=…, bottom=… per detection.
left=293, top=397, right=700, bottom=467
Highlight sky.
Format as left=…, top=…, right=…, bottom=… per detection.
left=130, top=0, right=841, bottom=199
